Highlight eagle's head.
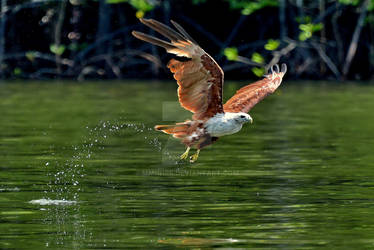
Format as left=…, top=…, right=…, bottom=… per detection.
left=234, top=112, right=253, bottom=124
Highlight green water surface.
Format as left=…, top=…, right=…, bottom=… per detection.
left=1, top=81, right=374, bottom=249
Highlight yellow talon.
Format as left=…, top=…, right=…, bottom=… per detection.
left=189, top=149, right=200, bottom=163
left=180, top=147, right=190, bottom=160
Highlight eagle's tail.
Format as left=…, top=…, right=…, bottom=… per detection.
left=154, top=122, right=190, bottom=138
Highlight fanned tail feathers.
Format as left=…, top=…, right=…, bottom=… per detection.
left=154, top=123, right=190, bottom=138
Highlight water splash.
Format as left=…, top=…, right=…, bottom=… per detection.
left=40, top=118, right=165, bottom=203
left=29, top=199, right=77, bottom=206
left=84, top=119, right=163, bottom=153
left=83, top=119, right=189, bottom=166
left=32, top=118, right=182, bottom=248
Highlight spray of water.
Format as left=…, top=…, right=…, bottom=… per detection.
left=29, top=118, right=168, bottom=248
left=33, top=118, right=166, bottom=206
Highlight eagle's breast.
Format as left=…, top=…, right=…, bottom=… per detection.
left=204, top=113, right=243, bottom=137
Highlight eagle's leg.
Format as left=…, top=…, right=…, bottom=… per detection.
left=189, top=149, right=200, bottom=163
left=180, top=147, right=190, bottom=160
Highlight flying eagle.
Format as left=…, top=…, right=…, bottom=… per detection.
left=132, top=19, right=287, bottom=162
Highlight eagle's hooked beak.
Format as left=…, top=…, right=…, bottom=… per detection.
left=247, top=115, right=253, bottom=124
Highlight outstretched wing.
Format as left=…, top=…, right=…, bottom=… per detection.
left=223, top=64, right=287, bottom=113
left=132, top=18, right=224, bottom=121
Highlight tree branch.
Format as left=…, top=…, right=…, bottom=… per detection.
left=311, top=42, right=341, bottom=78
left=342, top=0, right=369, bottom=77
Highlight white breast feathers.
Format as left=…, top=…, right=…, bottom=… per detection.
left=204, top=113, right=244, bottom=137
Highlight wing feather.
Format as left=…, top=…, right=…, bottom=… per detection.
left=132, top=31, right=175, bottom=50
left=133, top=18, right=224, bottom=120
left=171, top=20, right=199, bottom=45
left=223, top=64, right=287, bottom=113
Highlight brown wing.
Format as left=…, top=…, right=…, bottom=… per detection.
left=223, top=64, right=287, bottom=113
left=132, top=18, right=224, bottom=121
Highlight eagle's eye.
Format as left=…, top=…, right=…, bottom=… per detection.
left=240, top=115, right=246, bottom=118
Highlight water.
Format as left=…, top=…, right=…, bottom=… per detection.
left=1, top=81, right=374, bottom=249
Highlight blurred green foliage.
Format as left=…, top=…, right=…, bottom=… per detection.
left=68, top=43, right=88, bottom=52
left=1, top=0, right=374, bottom=80
left=299, top=22, right=323, bottom=41
left=13, top=67, right=22, bottom=76
left=190, top=0, right=278, bottom=15
left=25, top=51, right=36, bottom=62
left=50, top=44, right=66, bottom=56
left=251, top=52, right=264, bottom=64
left=223, top=47, right=239, bottom=61
left=339, top=0, right=360, bottom=5
left=251, top=53, right=265, bottom=77
left=224, top=0, right=278, bottom=15
left=295, top=15, right=324, bottom=41
left=264, top=39, right=280, bottom=51
left=251, top=67, right=265, bottom=77
left=106, top=0, right=155, bottom=18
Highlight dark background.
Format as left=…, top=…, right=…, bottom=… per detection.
left=0, top=0, right=373, bottom=81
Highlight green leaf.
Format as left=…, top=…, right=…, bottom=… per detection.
left=264, top=39, right=280, bottom=51
left=251, top=52, right=264, bottom=64
left=252, top=67, right=265, bottom=77
left=13, top=67, right=22, bottom=76
left=224, top=47, right=239, bottom=61
left=25, top=51, right=36, bottom=62
left=136, top=10, right=144, bottom=18
left=298, top=23, right=323, bottom=41
left=130, top=0, right=154, bottom=11
left=369, top=1, right=374, bottom=11
left=50, top=44, right=66, bottom=56
left=299, top=23, right=311, bottom=32
left=338, top=0, right=360, bottom=6
left=299, top=32, right=309, bottom=41
left=107, top=0, right=155, bottom=16
left=312, top=23, right=323, bottom=32
left=241, top=3, right=259, bottom=15
left=106, top=0, right=151, bottom=10
left=226, top=0, right=279, bottom=16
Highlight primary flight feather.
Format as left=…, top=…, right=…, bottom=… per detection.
left=132, top=18, right=287, bottom=162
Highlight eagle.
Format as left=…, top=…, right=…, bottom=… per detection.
left=132, top=18, right=287, bottom=162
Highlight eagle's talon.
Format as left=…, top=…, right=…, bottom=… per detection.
left=189, top=149, right=200, bottom=163
left=180, top=147, right=190, bottom=160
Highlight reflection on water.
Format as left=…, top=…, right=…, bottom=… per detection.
left=1, top=81, right=374, bottom=249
